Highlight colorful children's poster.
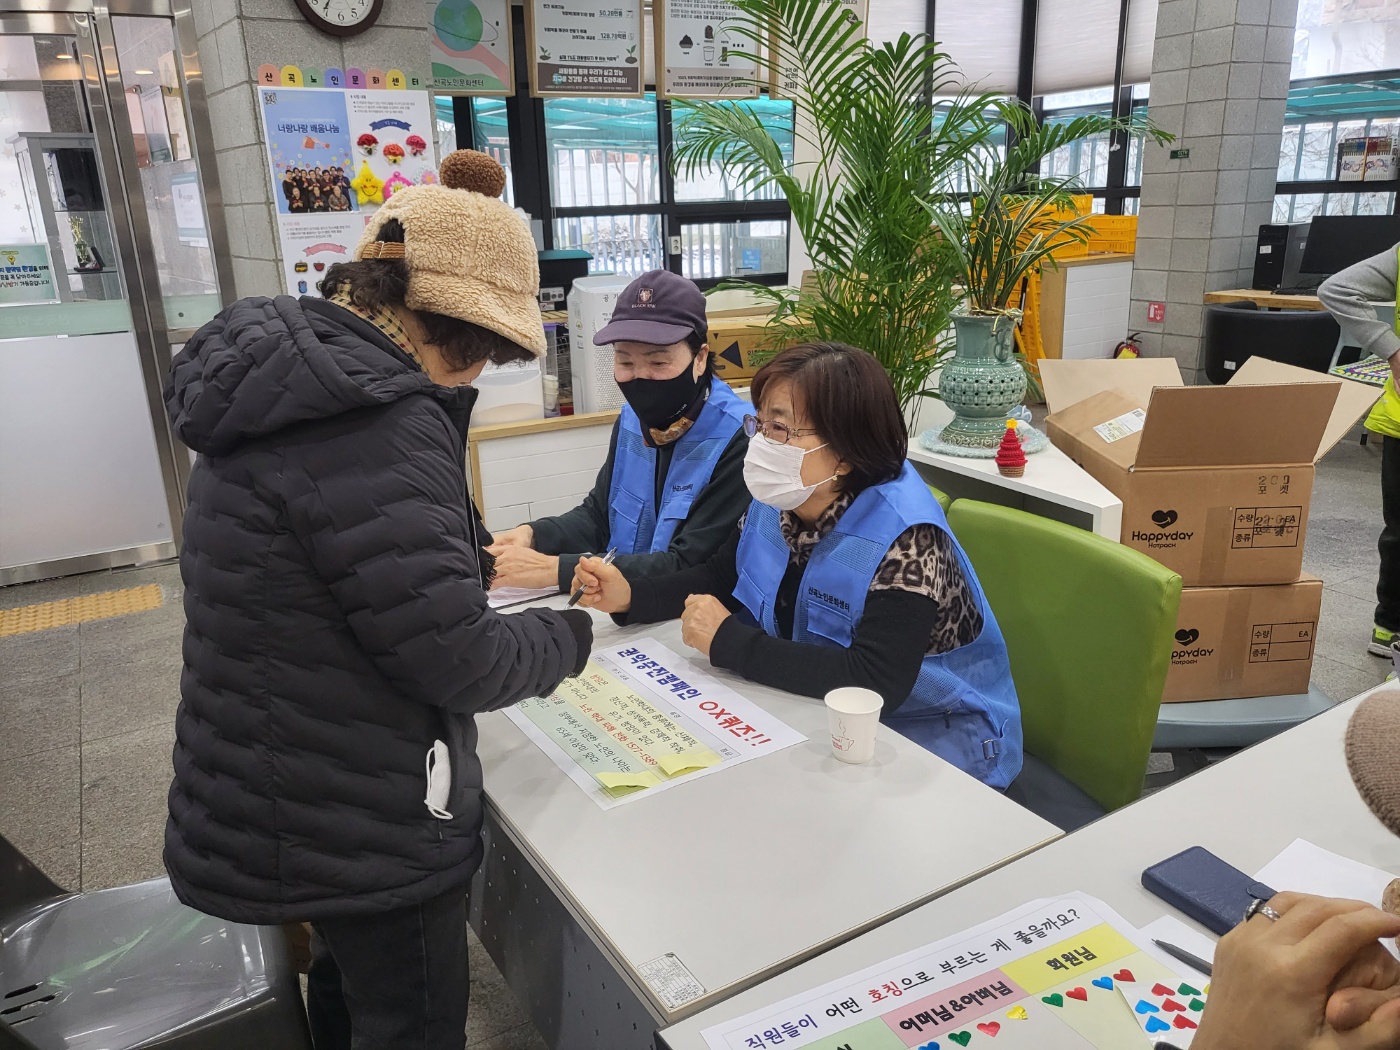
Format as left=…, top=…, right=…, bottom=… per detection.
left=258, top=87, right=357, bottom=217
left=345, top=90, right=440, bottom=205
left=657, top=0, right=759, bottom=99
left=504, top=638, right=805, bottom=810
left=430, top=0, right=514, bottom=94
left=525, top=0, right=645, bottom=97
left=700, top=893, right=1210, bottom=1050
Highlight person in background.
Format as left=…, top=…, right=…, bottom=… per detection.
left=1193, top=688, right=1400, bottom=1048
left=489, top=269, right=750, bottom=593
left=574, top=341, right=1023, bottom=788
left=1319, top=248, right=1400, bottom=658
left=310, top=185, right=328, bottom=213
left=287, top=185, right=307, bottom=214
left=163, top=150, right=590, bottom=1050
left=327, top=184, right=350, bottom=212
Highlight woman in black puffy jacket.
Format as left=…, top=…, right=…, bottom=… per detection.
left=162, top=151, right=589, bottom=1050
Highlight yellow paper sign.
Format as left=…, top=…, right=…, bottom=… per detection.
left=596, top=771, right=662, bottom=796
left=657, top=751, right=723, bottom=778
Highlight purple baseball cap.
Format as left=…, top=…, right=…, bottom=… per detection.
left=594, top=270, right=708, bottom=347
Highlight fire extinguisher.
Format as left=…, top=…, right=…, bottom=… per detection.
left=1114, top=332, right=1143, bottom=359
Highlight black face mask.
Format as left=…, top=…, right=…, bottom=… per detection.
left=618, top=361, right=704, bottom=431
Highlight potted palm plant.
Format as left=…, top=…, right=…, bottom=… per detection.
left=927, top=104, right=1170, bottom=449
left=671, top=0, right=1001, bottom=414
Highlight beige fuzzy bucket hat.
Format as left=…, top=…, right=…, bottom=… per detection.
left=353, top=149, right=546, bottom=357
left=1345, top=687, right=1400, bottom=838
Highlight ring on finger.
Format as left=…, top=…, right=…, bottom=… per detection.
left=1244, top=898, right=1282, bottom=923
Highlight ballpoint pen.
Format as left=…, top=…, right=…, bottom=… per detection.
left=567, top=547, right=618, bottom=608
left=1152, top=937, right=1214, bottom=977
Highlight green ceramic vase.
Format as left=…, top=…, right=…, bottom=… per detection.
left=938, top=313, right=1028, bottom=450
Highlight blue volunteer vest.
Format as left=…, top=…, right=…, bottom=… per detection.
left=732, top=463, right=1023, bottom=789
left=607, top=378, right=747, bottom=556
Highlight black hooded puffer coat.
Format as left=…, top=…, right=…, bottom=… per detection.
left=162, top=294, right=590, bottom=924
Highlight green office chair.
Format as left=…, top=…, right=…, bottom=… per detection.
left=927, top=484, right=952, bottom=513
left=948, top=500, right=1182, bottom=830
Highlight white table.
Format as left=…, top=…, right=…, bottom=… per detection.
left=658, top=689, right=1400, bottom=1049
left=907, top=439, right=1124, bottom=541
left=471, top=601, right=1060, bottom=1048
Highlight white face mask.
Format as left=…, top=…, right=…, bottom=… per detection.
left=743, top=432, right=838, bottom=511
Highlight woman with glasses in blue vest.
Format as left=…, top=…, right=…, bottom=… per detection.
left=573, top=341, right=1023, bottom=789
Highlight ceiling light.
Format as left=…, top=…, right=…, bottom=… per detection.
left=54, top=54, right=73, bottom=60
left=135, top=69, right=154, bottom=75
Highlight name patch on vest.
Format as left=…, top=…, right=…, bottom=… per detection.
left=808, top=586, right=851, bottom=612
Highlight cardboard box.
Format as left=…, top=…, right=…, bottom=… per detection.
left=1164, top=576, right=1323, bottom=702
left=707, top=309, right=792, bottom=382
left=1042, top=357, right=1379, bottom=586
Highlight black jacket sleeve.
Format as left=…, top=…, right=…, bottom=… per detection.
left=618, top=526, right=744, bottom=624
left=708, top=590, right=938, bottom=712
left=285, top=400, right=591, bottom=714
left=527, top=421, right=618, bottom=565
left=535, top=425, right=752, bottom=593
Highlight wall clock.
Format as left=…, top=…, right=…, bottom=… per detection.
left=293, top=0, right=385, bottom=37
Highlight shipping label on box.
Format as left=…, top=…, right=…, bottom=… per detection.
left=1164, top=578, right=1322, bottom=702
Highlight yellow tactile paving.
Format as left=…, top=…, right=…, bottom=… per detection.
left=0, top=584, right=164, bottom=638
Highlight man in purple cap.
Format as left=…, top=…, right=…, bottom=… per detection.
left=490, top=270, right=751, bottom=591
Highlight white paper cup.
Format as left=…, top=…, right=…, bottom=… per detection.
left=825, top=687, right=883, bottom=764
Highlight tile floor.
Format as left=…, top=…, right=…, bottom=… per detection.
left=0, top=428, right=1391, bottom=1049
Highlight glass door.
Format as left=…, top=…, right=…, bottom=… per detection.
left=0, top=6, right=226, bottom=584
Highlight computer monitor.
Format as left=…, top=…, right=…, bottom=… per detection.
left=1299, top=214, right=1400, bottom=280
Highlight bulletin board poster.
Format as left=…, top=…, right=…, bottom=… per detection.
left=700, top=893, right=1205, bottom=1050
left=503, top=638, right=805, bottom=810
left=768, top=0, right=866, bottom=99
left=258, top=82, right=440, bottom=297
left=259, top=87, right=357, bottom=217
left=657, top=0, right=759, bottom=99
left=430, top=0, right=514, bottom=95
left=275, top=214, right=360, bottom=300
left=0, top=243, right=58, bottom=306
left=525, top=0, right=646, bottom=97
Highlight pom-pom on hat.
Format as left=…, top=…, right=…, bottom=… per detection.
left=353, top=149, right=545, bottom=358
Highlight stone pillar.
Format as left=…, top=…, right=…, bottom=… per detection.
left=1128, top=0, right=1299, bottom=382
left=191, top=0, right=428, bottom=301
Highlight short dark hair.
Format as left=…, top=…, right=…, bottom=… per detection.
left=319, top=219, right=535, bottom=370
left=685, top=330, right=706, bottom=356
left=750, top=341, right=907, bottom=497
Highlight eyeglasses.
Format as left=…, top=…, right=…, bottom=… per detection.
left=742, top=414, right=821, bottom=445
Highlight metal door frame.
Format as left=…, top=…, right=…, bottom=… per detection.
left=0, top=0, right=234, bottom=585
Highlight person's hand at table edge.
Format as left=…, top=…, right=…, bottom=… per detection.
left=680, top=594, right=730, bottom=659
left=491, top=524, right=534, bottom=549
left=1192, top=891, right=1400, bottom=1050
left=572, top=556, right=631, bottom=613
left=486, top=544, right=559, bottom=590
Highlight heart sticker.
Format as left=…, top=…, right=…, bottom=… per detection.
left=1152, top=983, right=1176, bottom=997
left=1162, top=999, right=1186, bottom=1013
left=948, top=1033, right=972, bottom=1047
left=1135, top=999, right=1161, bottom=1015
left=977, top=1021, right=1001, bottom=1037
left=1067, top=987, right=1088, bottom=1002
left=1178, top=983, right=1201, bottom=996
left=1006, top=1005, right=1029, bottom=1021
left=1173, top=1015, right=1199, bottom=1030
left=1145, top=1016, right=1171, bottom=1033
left=1113, top=969, right=1135, bottom=982
left=1042, top=994, right=1064, bottom=1008
left=1189, top=998, right=1206, bottom=1012
left=1092, top=976, right=1114, bottom=990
